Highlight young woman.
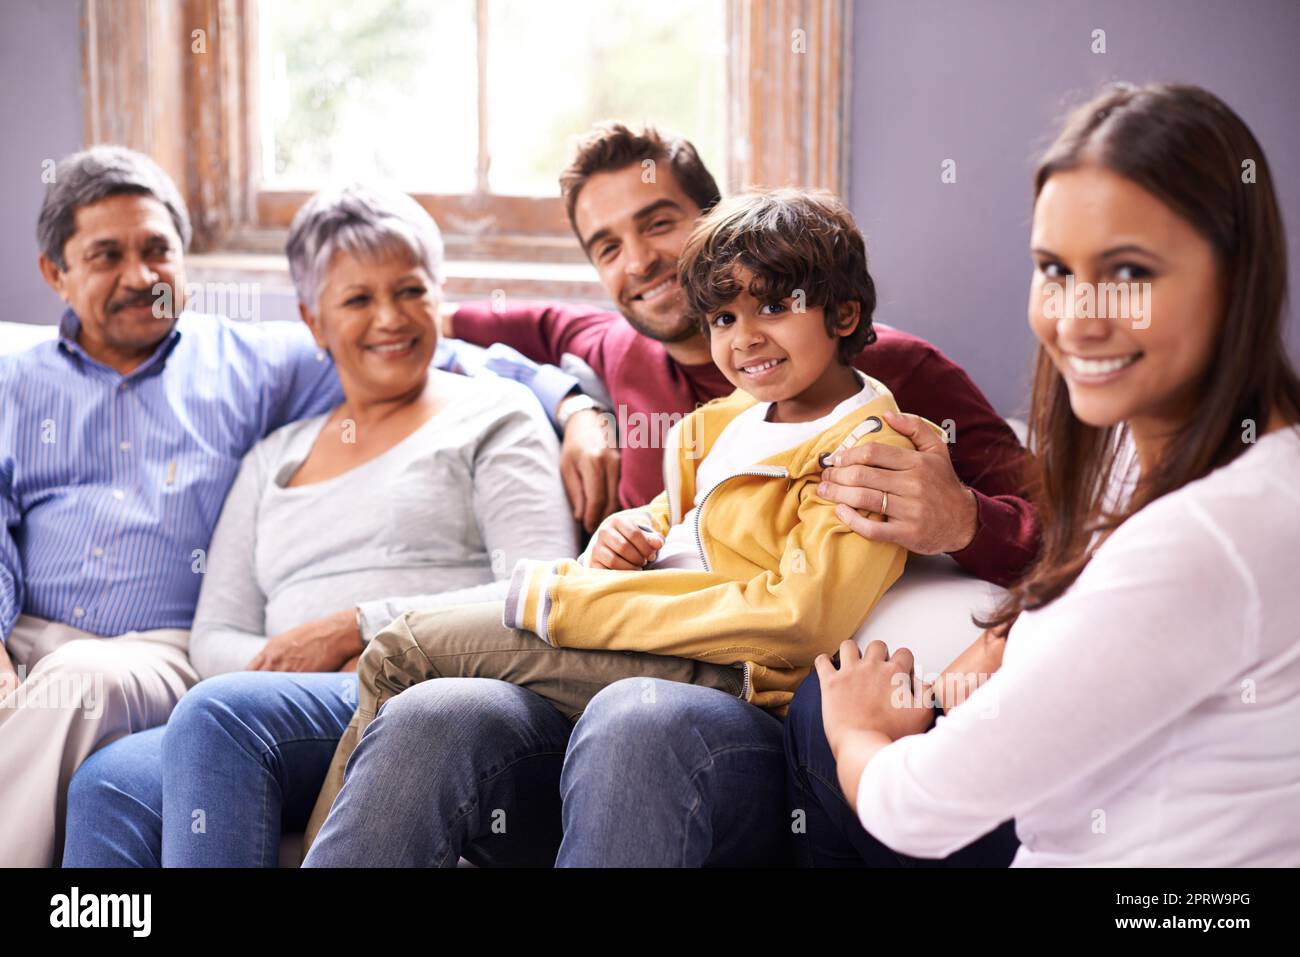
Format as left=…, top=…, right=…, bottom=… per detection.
left=800, top=81, right=1300, bottom=866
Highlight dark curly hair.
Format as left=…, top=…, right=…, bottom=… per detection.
left=677, top=188, right=878, bottom=364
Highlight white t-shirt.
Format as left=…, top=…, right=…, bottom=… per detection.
left=855, top=426, right=1300, bottom=866
left=649, top=373, right=878, bottom=571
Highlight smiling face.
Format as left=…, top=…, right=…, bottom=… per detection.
left=1029, top=165, right=1224, bottom=450
left=302, top=249, right=440, bottom=408
left=706, top=267, right=862, bottom=421
left=39, top=193, right=185, bottom=372
left=572, top=163, right=703, bottom=344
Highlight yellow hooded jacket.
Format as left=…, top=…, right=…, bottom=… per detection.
left=504, top=374, right=925, bottom=715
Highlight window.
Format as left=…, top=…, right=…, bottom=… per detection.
left=82, top=0, right=851, bottom=299
left=261, top=0, right=728, bottom=199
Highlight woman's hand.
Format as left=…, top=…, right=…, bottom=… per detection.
left=588, top=513, right=663, bottom=571
left=560, top=404, right=622, bottom=533
left=816, top=640, right=936, bottom=805
left=247, top=608, right=363, bottom=673
left=817, top=640, right=935, bottom=754
left=933, top=628, right=1007, bottom=713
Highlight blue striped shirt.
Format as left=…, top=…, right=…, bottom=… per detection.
left=0, top=309, right=579, bottom=642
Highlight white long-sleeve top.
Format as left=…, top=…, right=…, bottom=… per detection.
left=856, top=426, right=1300, bottom=866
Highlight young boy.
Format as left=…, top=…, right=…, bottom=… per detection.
left=305, top=189, right=934, bottom=846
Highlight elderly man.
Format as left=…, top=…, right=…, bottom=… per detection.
left=0, top=146, right=594, bottom=866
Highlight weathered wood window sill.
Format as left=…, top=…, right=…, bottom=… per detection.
left=186, top=252, right=612, bottom=306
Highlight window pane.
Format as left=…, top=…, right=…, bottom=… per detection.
left=261, top=0, right=479, bottom=192
left=485, top=0, right=728, bottom=197
left=261, top=0, right=729, bottom=199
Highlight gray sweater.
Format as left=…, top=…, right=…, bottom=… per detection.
left=189, top=371, right=580, bottom=679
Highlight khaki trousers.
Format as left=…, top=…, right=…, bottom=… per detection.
left=304, top=601, right=744, bottom=851
left=0, top=615, right=198, bottom=867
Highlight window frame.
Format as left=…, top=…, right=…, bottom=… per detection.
left=82, top=0, right=851, bottom=295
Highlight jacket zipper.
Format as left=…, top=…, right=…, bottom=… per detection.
left=692, top=466, right=789, bottom=571
left=691, top=466, right=786, bottom=704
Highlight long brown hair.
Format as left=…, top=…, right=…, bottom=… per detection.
left=982, top=81, right=1300, bottom=633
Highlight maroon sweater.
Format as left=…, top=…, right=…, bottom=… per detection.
left=453, top=302, right=1039, bottom=586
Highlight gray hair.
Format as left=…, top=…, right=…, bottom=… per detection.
left=285, top=185, right=445, bottom=311
left=36, top=145, right=193, bottom=270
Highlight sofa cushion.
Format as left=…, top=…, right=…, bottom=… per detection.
left=852, top=552, right=1005, bottom=678
left=0, top=319, right=57, bottom=356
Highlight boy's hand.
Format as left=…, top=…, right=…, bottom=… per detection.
left=588, top=514, right=663, bottom=570
left=819, top=410, right=979, bottom=555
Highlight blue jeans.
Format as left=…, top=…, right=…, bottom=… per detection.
left=63, top=671, right=357, bottom=867
left=303, top=676, right=790, bottom=867
left=783, top=669, right=1019, bottom=866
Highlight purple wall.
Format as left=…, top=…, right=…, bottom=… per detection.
left=849, top=0, right=1300, bottom=415
left=0, top=0, right=83, bottom=329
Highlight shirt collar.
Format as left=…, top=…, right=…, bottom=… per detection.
left=56, top=306, right=184, bottom=380
left=56, top=306, right=81, bottom=342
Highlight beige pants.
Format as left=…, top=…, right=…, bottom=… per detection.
left=304, top=602, right=745, bottom=851
left=0, top=615, right=198, bottom=867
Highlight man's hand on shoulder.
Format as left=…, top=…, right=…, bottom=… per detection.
left=818, top=410, right=979, bottom=555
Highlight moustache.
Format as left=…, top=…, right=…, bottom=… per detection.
left=109, top=291, right=167, bottom=315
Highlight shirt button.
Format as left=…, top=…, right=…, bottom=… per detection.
left=92, top=546, right=105, bottom=558
left=112, top=489, right=125, bottom=501
left=73, top=607, right=85, bottom=619
left=119, top=441, right=131, bottom=452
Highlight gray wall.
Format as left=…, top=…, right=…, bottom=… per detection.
left=0, top=0, right=83, bottom=327
left=849, top=0, right=1300, bottom=415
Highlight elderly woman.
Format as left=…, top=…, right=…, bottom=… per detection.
left=61, top=185, right=579, bottom=866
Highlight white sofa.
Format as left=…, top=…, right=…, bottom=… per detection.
left=1, top=319, right=58, bottom=354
